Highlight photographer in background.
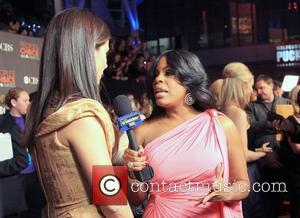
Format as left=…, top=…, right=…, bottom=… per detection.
left=273, top=85, right=300, bottom=218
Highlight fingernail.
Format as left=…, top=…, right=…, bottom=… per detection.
left=138, top=150, right=145, bottom=156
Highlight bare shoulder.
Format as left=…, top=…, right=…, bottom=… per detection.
left=225, top=106, right=247, bottom=121
left=59, top=116, right=104, bottom=146
left=133, top=118, right=161, bottom=146
left=217, top=114, right=242, bottom=150
left=69, top=116, right=102, bottom=131
left=217, top=114, right=236, bottom=131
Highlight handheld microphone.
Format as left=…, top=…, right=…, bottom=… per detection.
left=113, top=95, right=154, bottom=182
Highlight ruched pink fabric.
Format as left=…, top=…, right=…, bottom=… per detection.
left=143, top=109, right=243, bottom=218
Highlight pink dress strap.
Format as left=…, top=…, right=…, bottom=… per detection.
left=207, top=109, right=243, bottom=218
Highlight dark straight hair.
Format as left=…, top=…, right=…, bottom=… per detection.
left=149, top=50, right=215, bottom=119
left=26, top=8, right=110, bottom=145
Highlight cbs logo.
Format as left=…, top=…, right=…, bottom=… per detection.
left=24, top=76, right=38, bottom=85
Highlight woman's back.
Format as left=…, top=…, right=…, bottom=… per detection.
left=223, top=105, right=250, bottom=130
left=33, top=98, right=114, bottom=217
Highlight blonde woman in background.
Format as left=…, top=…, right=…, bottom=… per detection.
left=220, top=62, right=273, bottom=218
left=221, top=63, right=272, bottom=161
left=209, top=79, right=223, bottom=109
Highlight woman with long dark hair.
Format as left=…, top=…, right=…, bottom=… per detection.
left=25, top=8, right=132, bottom=217
left=123, top=50, right=249, bottom=217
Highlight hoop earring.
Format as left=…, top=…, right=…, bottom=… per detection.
left=185, top=93, right=195, bottom=105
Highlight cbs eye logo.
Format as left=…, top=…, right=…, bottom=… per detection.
left=93, top=166, right=127, bottom=205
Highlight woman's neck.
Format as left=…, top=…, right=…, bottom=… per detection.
left=229, top=101, right=242, bottom=109
left=164, top=105, right=199, bottom=122
left=9, top=109, right=22, bottom=117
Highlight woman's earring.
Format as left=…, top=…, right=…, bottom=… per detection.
left=185, top=93, right=195, bottom=105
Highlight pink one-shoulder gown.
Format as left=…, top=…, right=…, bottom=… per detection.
left=142, top=110, right=243, bottom=218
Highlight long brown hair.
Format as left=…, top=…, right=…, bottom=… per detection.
left=26, top=8, right=110, bottom=145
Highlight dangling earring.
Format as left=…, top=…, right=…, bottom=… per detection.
left=185, top=92, right=195, bottom=105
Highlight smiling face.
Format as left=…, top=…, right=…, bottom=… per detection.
left=152, top=56, right=187, bottom=109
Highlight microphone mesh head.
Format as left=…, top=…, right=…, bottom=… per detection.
left=113, top=95, right=133, bottom=116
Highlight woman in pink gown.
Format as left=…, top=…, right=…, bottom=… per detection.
left=123, top=50, right=249, bottom=217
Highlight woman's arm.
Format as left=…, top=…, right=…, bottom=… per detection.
left=218, top=115, right=250, bottom=201
left=226, top=107, right=271, bottom=162
left=60, top=116, right=133, bottom=218
left=190, top=115, right=250, bottom=205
